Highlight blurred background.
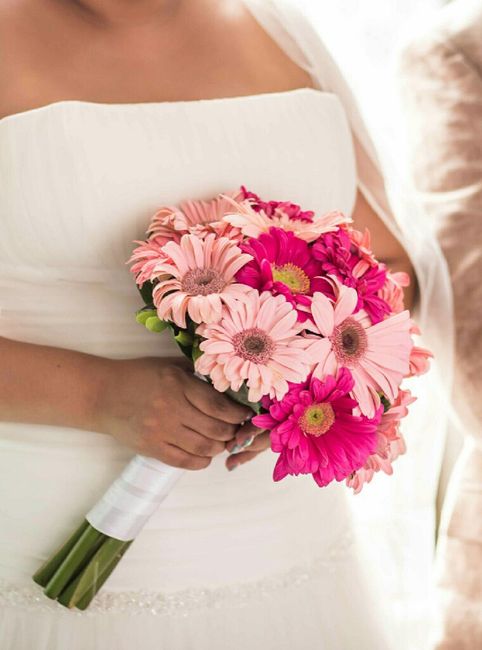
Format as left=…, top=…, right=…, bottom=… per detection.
left=289, top=3, right=455, bottom=650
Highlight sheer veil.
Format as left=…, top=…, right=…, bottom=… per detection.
left=243, top=0, right=454, bottom=645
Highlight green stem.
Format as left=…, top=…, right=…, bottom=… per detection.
left=75, top=541, right=132, bottom=610
left=58, top=537, right=129, bottom=609
left=43, top=524, right=105, bottom=600
left=33, top=520, right=88, bottom=588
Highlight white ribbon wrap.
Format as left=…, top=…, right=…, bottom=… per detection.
left=86, top=455, right=184, bottom=541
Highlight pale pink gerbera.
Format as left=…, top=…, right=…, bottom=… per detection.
left=222, top=196, right=351, bottom=244
left=346, top=389, right=415, bottom=493
left=129, top=235, right=171, bottom=286
left=147, top=191, right=243, bottom=242
left=306, top=286, right=413, bottom=418
left=152, top=234, right=252, bottom=328
left=195, top=291, right=310, bottom=402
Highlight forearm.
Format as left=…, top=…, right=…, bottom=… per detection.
left=0, top=336, right=113, bottom=431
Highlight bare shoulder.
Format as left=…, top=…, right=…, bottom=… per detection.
left=216, top=0, right=313, bottom=92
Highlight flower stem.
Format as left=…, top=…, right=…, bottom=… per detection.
left=57, top=537, right=130, bottom=609
left=43, top=524, right=105, bottom=600
left=33, top=519, right=88, bottom=588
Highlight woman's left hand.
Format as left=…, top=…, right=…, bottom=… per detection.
left=225, top=421, right=269, bottom=471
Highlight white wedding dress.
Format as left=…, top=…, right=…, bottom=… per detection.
left=0, top=2, right=453, bottom=649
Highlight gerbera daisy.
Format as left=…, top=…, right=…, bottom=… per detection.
left=222, top=196, right=350, bottom=243
left=236, top=227, right=327, bottom=320
left=195, top=291, right=310, bottom=402
left=346, top=389, right=415, bottom=493
left=152, top=234, right=252, bottom=328
left=240, top=186, right=315, bottom=222
left=306, top=286, right=413, bottom=418
left=253, top=369, right=381, bottom=487
left=147, top=190, right=244, bottom=242
left=129, top=235, right=171, bottom=286
left=313, top=229, right=390, bottom=324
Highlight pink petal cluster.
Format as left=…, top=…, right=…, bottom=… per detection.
left=128, top=235, right=171, bottom=287
left=195, top=291, right=310, bottom=402
left=152, top=234, right=252, bottom=328
left=346, top=389, right=415, bottom=493
left=313, top=229, right=390, bottom=324
left=253, top=369, right=381, bottom=487
left=240, top=186, right=315, bottom=222
left=305, top=286, right=413, bottom=418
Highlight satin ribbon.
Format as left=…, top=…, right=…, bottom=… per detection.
left=86, top=455, right=184, bottom=541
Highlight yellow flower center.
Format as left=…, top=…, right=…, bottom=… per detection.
left=272, top=263, right=310, bottom=294
left=299, top=403, right=335, bottom=436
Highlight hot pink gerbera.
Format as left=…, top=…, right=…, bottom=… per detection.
left=147, top=191, right=244, bottom=242
left=195, top=291, right=310, bottom=402
left=306, top=286, right=413, bottom=418
left=313, top=229, right=390, bottom=324
left=236, top=227, right=326, bottom=321
left=152, top=234, right=252, bottom=328
left=253, top=369, right=381, bottom=487
left=346, top=389, right=415, bottom=493
left=240, top=186, right=316, bottom=222
left=223, top=196, right=350, bottom=243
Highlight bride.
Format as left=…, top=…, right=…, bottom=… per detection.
left=0, top=1, right=432, bottom=649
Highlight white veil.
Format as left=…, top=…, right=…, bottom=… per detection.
left=243, top=1, right=454, bottom=647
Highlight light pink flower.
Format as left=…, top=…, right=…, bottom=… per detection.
left=379, top=271, right=410, bottom=314
left=148, top=191, right=243, bottom=242
left=409, top=346, right=433, bottom=376
left=346, top=389, right=415, bottom=493
left=306, top=286, right=413, bottom=417
left=129, top=235, right=171, bottom=286
left=222, top=197, right=351, bottom=243
left=195, top=291, right=310, bottom=402
left=152, top=234, right=252, bottom=328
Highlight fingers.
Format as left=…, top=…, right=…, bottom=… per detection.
left=160, top=442, right=213, bottom=471
left=184, top=375, right=252, bottom=424
left=183, top=406, right=237, bottom=442
left=172, top=427, right=225, bottom=458
left=226, top=421, right=266, bottom=454
left=225, top=449, right=261, bottom=472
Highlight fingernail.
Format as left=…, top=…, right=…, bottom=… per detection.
left=230, top=436, right=254, bottom=455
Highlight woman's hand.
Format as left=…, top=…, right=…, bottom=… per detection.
left=94, top=357, right=252, bottom=470
left=225, top=421, right=270, bottom=472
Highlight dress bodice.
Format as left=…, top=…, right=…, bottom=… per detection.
left=0, top=89, right=356, bottom=357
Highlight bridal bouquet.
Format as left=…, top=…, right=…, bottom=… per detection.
left=33, top=187, right=431, bottom=609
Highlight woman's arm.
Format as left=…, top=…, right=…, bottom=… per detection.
left=0, top=336, right=251, bottom=469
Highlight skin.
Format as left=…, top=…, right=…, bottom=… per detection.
left=0, top=0, right=415, bottom=472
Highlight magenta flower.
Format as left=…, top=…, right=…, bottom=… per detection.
left=253, top=369, right=381, bottom=488
left=313, top=229, right=390, bottom=324
left=240, top=186, right=315, bottom=222
left=236, top=227, right=326, bottom=320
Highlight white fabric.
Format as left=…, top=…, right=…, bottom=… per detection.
left=0, top=1, right=452, bottom=649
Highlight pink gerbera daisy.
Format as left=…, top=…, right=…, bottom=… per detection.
left=346, top=389, right=415, bottom=493
left=313, top=229, right=390, bottom=324
left=152, top=234, right=252, bottom=328
left=253, top=369, right=381, bottom=487
left=222, top=196, right=350, bottom=243
left=147, top=191, right=244, bottom=242
left=129, top=235, right=171, bottom=286
left=306, top=286, right=413, bottom=418
left=195, top=291, right=310, bottom=402
left=236, top=227, right=327, bottom=320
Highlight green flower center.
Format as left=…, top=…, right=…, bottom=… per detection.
left=299, top=402, right=335, bottom=436
left=272, top=263, right=310, bottom=294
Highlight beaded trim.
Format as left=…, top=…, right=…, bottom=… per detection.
left=0, top=533, right=354, bottom=617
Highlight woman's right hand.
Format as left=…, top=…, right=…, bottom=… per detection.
left=94, top=357, right=252, bottom=470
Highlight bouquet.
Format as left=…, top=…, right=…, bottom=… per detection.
left=33, top=186, right=431, bottom=609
